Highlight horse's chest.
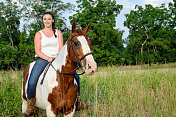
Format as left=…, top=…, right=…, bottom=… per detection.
left=47, top=83, right=78, bottom=114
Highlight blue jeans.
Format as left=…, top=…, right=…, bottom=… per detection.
left=27, top=57, right=49, bottom=99
left=75, top=73, right=80, bottom=93
left=27, top=57, right=81, bottom=99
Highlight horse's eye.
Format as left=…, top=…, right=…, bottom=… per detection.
left=74, top=41, right=80, bottom=47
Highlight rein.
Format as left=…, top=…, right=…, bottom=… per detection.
left=40, top=34, right=92, bottom=85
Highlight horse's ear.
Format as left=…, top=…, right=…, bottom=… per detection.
left=71, top=21, right=76, bottom=33
left=83, top=23, right=91, bottom=34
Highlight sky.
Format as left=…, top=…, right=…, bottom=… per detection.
left=0, top=0, right=174, bottom=39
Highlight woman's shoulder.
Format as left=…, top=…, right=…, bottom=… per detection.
left=35, top=31, right=42, bottom=39
left=36, top=31, right=42, bottom=36
left=57, top=29, right=62, bottom=35
left=56, top=29, right=61, bottom=33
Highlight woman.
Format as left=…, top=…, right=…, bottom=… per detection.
left=23, top=12, right=88, bottom=116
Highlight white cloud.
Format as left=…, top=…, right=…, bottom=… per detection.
left=117, top=0, right=136, bottom=12
left=144, top=0, right=173, bottom=7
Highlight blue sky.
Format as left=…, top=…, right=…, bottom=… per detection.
left=0, top=0, right=174, bottom=39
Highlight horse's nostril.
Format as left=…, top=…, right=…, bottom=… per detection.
left=88, top=64, right=91, bottom=69
left=88, top=66, right=91, bottom=69
left=91, top=70, right=94, bottom=74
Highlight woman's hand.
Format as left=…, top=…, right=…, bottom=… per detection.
left=47, top=57, right=55, bottom=62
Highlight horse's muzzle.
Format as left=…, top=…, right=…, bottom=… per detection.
left=85, top=58, right=97, bottom=75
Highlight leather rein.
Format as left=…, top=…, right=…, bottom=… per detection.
left=40, top=34, right=92, bottom=85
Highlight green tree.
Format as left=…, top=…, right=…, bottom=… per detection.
left=124, top=4, right=175, bottom=64
left=18, top=26, right=35, bottom=68
left=167, top=0, right=176, bottom=62
left=0, top=0, right=21, bottom=69
left=70, top=0, right=124, bottom=65
left=20, top=0, right=74, bottom=33
left=0, top=0, right=21, bottom=47
left=0, top=0, right=74, bottom=69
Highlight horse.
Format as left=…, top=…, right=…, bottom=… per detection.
left=22, top=21, right=97, bottom=117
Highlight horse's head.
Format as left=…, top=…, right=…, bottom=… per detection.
left=68, top=21, right=97, bottom=75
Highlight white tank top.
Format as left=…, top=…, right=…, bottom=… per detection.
left=35, top=30, right=60, bottom=58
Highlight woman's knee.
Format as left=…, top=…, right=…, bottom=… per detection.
left=28, top=79, right=38, bottom=88
left=75, top=73, right=80, bottom=80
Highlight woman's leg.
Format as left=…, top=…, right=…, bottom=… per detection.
left=23, top=57, right=49, bottom=116
left=75, top=73, right=90, bottom=111
left=74, top=72, right=80, bottom=93
left=27, top=57, right=49, bottom=99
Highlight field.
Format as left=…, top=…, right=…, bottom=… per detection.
left=0, top=63, right=176, bottom=117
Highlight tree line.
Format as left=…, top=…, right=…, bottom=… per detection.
left=0, top=0, right=176, bottom=70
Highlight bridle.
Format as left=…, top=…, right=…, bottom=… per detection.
left=52, top=34, right=92, bottom=74
left=68, top=34, right=92, bottom=66
left=40, top=34, right=92, bottom=85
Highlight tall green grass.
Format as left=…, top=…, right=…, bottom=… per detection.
left=0, top=71, right=22, bottom=116
left=0, top=63, right=176, bottom=117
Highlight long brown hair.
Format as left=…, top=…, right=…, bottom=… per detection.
left=42, top=12, right=57, bottom=38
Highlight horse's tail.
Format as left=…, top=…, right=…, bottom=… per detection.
left=22, top=64, right=30, bottom=101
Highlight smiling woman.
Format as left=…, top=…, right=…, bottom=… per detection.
left=43, top=14, right=54, bottom=29
left=22, top=11, right=63, bottom=116
left=35, top=11, right=63, bottom=62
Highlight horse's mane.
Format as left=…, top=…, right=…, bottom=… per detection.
left=75, top=29, right=83, bottom=35
left=64, top=29, right=84, bottom=45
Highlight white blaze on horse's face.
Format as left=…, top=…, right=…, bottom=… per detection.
left=77, top=36, right=97, bottom=75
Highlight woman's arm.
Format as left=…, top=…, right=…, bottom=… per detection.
left=34, top=32, right=53, bottom=62
left=57, top=30, right=63, bottom=53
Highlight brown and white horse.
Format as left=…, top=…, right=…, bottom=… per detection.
left=22, top=22, right=97, bottom=117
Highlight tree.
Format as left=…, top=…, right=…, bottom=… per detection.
left=167, top=0, right=176, bottom=62
left=0, top=0, right=21, bottom=69
left=70, top=0, right=124, bottom=65
left=124, top=4, right=175, bottom=64
left=19, top=0, right=74, bottom=32
left=0, top=0, right=21, bottom=47
left=0, top=0, right=74, bottom=69
left=18, top=26, right=35, bottom=68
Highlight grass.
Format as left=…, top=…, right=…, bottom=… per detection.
left=0, top=70, right=22, bottom=116
left=0, top=63, right=176, bottom=117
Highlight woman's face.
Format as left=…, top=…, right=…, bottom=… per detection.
left=43, top=14, right=54, bottom=28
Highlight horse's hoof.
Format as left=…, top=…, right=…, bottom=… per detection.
left=22, top=113, right=29, bottom=117
left=22, top=112, right=34, bottom=117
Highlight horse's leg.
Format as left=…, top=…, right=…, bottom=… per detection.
left=22, top=100, right=27, bottom=113
left=64, top=104, right=76, bottom=117
left=33, top=106, right=39, bottom=117
left=46, top=106, right=56, bottom=117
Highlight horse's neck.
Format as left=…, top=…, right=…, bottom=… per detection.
left=52, top=43, right=76, bottom=73
left=52, top=43, right=76, bottom=89
left=52, top=44, right=68, bottom=72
